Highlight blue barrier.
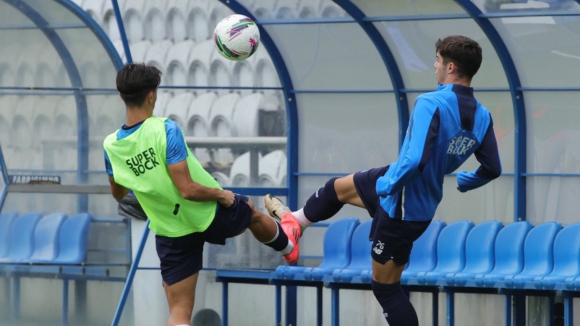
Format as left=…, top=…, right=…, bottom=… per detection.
left=0, top=212, right=128, bottom=325
left=215, top=219, right=580, bottom=326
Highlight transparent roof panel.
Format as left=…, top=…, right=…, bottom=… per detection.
left=236, top=0, right=348, bottom=19
left=264, top=23, right=392, bottom=90
left=491, top=17, right=580, bottom=88
left=0, top=29, right=69, bottom=88
left=18, top=0, right=88, bottom=25
left=525, top=92, right=580, bottom=174
left=472, top=0, right=580, bottom=14
left=351, top=0, right=467, bottom=16
left=297, top=93, right=399, bottom=173
left=376, top=19, right=508, bottom=89
left=56, top=29, right=119, bottom=88
left=0, top=1, right=33, bottom=26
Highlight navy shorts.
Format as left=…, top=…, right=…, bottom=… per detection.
left=353, top=166, right=431, bottom=266
left=155, top=195, right=253, bottom=285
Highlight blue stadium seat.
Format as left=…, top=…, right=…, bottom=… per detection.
left=274, top=218, right=359, bottom=281
left=330, top=219, right=372, bottom=283
left=416, top=220, right=474, bottom=286
left=475, top=221, right=531, bottom=287
left=0, top=212, right=42, bottom=263
left=503, top=222, right=561, bottom=289
left=541, top=223, right=580, bottom=290
left=400, top=220, right=446, bottom=285
left=0, top=211, right=18, bottom=258
left=53, top=213, right=92, bottom=264
left=29, top=213, right=67, bottom=262
left=445, top=220, right=503, bottom=286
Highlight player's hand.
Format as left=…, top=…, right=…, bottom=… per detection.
left=219, top=190, right=235, bottom=208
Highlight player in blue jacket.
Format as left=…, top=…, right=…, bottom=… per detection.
left=265, top=35, right=501, bottom=326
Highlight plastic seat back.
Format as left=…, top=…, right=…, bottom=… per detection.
left=318, top=218, right=360, bottom=269
left=53, top=213, right=92, bottom=264
left=448, top=221, right=502, bottom=286
left=541, top=223, right=580, bottom=289
left=462, top=220, right=503, bottom=273
left=478, top=221, right=531, bottom=286
left=433, top=220, right=474, bottom=273
left=1, top=212, right=42, bottom=262
left=345, top=220, right=373, bottom=269
left=280, top=218, right=359, bottom=281
left=406, top=220, right=446, bottom=273
left=488, top=221, right=532, bottom=275
left=519, top=222, right=561, bottom=276
left=29, top=213, right=67, bottom=262
left=0, top=212, right=18, bottom=258
left=551, top=223, right=580, bottom=276
left=331, top=220, right=373, bottom=281
left=417, top=220, right=474, bottom=285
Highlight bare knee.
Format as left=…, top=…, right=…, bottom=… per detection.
left=334, top=174, right=363, bottom=207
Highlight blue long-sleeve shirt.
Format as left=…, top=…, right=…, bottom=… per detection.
left=376, top=84, right=502, bottom=221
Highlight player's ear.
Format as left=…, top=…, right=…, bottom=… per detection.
left=448, top=61, right=455, bottom=73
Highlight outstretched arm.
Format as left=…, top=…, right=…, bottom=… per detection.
left=457, top=117, right=502, bottom=192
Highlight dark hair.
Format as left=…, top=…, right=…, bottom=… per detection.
left=435, top=36, right=482, bottom=80
left=116, top=63, right=162, bottom=106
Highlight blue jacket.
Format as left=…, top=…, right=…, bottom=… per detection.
left=376, top=84, right=502, bottom=221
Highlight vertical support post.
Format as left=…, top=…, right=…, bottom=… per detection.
left=111, top=220, right=150, bottom=326
left=13, top=275, right=20, bottom=324
left=0, top=145, right=8, bottom=212
left=111, top=0, right=133, bottom=64
left=316, top=284, right=323, bottom=326
left=432, top=290, right=439, bottom=326
left=563, top=296, right=573, bottom=326
left=505, top=294, right=512, bottom=326
left=75, top=280, right=87, bottom=324
left=446, top=291, right=454, bottom=326
left=331, top=287, right=340, bottom=326
left=514, top=293, right=526, bottom=326
left=250, top=149, right=259, bottom=185
left=548, top=295, right=555, bottom=326
left=285, top=285, right=297, bottom=326
left=221, top=282, right=228, bottom=326
left=275, top=284, right=282, bottom=326
left=63, top=279, right=69, bottom=326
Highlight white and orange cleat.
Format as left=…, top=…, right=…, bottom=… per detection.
left=281, top=211, right=301, bottom=263
left=264, top=195, right=301, bottom=263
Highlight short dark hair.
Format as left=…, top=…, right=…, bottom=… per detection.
left=116, top=63, right=162, bottom=106
left=435, top=36, right=482, bottom=80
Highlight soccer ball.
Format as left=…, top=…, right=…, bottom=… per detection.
left=213, top=14, right=260, bottom=61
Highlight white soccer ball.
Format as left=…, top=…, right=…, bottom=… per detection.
left=213, top=14, right=260, bottom=61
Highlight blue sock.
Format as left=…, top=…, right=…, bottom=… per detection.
left=371, top=281, right=418, bottom=326
left=303, top=177, right=344, bottom=222
left=263, top=221, right=289, bottom=251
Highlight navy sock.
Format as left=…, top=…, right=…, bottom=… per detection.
left=371, top=281, right=419, bottom=326
left=263, top=221, right=289, bottom=251
left=303, top=177, right=344, bottom=222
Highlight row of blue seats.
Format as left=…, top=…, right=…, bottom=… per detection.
left=0, top=211, right=124, bottom=325
left=0, top=211, right=91, bottom=270
left=275, top=218, right=580, bottom=292
left=219, top=217, right=580, bottom=326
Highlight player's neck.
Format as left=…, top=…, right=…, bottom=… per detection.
left=125, top=106, right=153, bottom=126
left=441, top=75, right=471, bottom=88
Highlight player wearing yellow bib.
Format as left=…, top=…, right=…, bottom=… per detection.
left=103, top=63, right=301, bottom=326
